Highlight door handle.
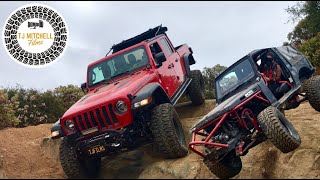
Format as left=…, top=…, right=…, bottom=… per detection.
left=168, top=63, right=174, bottom=69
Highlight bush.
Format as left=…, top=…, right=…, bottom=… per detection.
left=53, top=85, right=84, bottom=112
left=0, top=90, right=20, bottom=129
left=298, top=33, right=320, bottom=68
left=2, top=84, right=84, bottom=128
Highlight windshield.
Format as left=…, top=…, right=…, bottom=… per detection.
left=88, top=46, right=149, bottom=87
left=216, top=58, right=255, bottom=101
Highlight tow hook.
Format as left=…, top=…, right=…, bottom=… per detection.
left=235, top=140, right=245, bottom=156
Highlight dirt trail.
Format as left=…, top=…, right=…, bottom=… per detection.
left=0, top=124, right=65, bottom=178
left=0, top=100, right=319, bottom=179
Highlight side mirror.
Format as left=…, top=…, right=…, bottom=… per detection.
left=81, top=82, right=88, bottom=94
left=155, top=52, right=166, bottom=68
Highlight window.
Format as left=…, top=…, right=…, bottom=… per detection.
left=256, top=59, right=261, bottom=66
left=87, top=46, right=149, bottom=87
left=149, top=42, right=164, bottom=66
left=219, top=72, right=239, bottom=91
left=150, top=42, right=163, bottom=59
left=215, top=58, right=255, bottom=100
left=124, top=48, right=146, bottom=64
left=91, top=66, right=106, bottom=85
left=160, top=38, right=173, bottom=56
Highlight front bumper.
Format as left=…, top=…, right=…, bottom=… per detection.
left=74, top=128, right=129, bottom=157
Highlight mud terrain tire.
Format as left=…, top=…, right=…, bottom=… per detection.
left=149, top=103, right=188, bottom=158
left=203, top=152, right=242, bottom=179
left=257, top=106, right=301, bottom=153
left=304, top=75, right=320, bottom=112
left=59, top=138, right=101, bottom=179
left=187, top=70, right=205, bottom=106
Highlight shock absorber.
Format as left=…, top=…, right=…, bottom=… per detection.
left=241, top=108, right=259, bottom=131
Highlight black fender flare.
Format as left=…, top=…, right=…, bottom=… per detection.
left=51, top=119, right=65, bottom=139
left=298, top=66, right=315, bottom=82
left=131, top=82, right=171, bottom=110
left=183, top=53, right=195, bottom=77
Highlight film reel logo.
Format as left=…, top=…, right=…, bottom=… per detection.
left=2, top=4, right=68, bottom=68
left=28, top=20, right=44, bottom=29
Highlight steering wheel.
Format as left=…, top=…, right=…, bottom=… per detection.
left=259, top=72, right=268, bottom=86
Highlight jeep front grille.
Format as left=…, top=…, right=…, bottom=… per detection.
left=73, top=105, right=119, bottom=132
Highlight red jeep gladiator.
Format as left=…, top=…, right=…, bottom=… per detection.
left=50, top=25, right=205, bottom=178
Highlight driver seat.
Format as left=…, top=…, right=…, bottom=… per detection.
left=114, top=56, right=128, bottom=72
left=128, top=54, right=137, bottom=66
left=101, top=63, right=111, bottom=78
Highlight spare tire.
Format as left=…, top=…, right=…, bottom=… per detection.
left=257, top=106, right=301, bottom=153
left=304, top=75, right=320, bottom=112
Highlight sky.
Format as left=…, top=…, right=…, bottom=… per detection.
left=0, top=1, right=298, bottom=90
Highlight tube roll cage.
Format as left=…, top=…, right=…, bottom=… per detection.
left=189, top=90, right=269, bottom=157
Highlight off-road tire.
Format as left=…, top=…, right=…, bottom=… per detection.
left=203, top=152, right=242, bottom=179
left=301, top=77, right=311, bottom=93
left=257, top=106, right=301, bottom=153
left=304, top=75, right=320, bottom=112
left=149, top=103, right=188, bottom=158
left=59, top=138, right=101, bottom=179
left=186, top=70, right=205, bottom=106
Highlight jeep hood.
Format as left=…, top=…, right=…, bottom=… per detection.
left=190, top=84, right=261, bottom=132
left=62, top=69, right=156, bottom=119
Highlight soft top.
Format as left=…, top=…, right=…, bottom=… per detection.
left=111, top=25, right=168, bottom=53
left=274, top=45, right=305, bottom=65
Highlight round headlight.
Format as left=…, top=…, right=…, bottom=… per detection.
left=115, top=101, right=128, bottom=114
left=65, top=119, right=75, bottom=131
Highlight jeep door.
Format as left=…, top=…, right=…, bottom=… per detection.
left=150, top=41, right=179, bottom=97
left=158, top=37, right=184, bottom=86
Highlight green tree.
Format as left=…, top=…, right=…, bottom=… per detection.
left=202, top=64, right=227, bottom=99
left=299, top=33, right=320, bottom=67
left=286, top=1, right=320, bottom=44
left=286, top=1, right=320, bottom=72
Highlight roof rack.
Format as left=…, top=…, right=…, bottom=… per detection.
left=109, top=25, right=168, bottom=54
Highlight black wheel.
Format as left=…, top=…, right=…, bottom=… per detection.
left=186, top=70, right=205, bottom=106
left=149, top=103, right=188, bottom=158
left=59, top=138, right=101, bottom=179
left=257, top=106, right=301, bottom=153
left=203, top=152, right=242, bottom=179
left=304, top=75, right=320, bottom=112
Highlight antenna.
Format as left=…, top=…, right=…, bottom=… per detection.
left=155, top=24, right=162, bottom=36
left=105, top=47, right=113, bottom=56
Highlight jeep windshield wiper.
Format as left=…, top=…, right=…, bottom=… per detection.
left=94, top=71, right=132, bottom=88
left=92, top=79, right=111, bottom=87
left=110, top=71, right=131, bottom=79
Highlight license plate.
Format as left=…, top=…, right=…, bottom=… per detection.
left=87, top=145, right=106, bottom=155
